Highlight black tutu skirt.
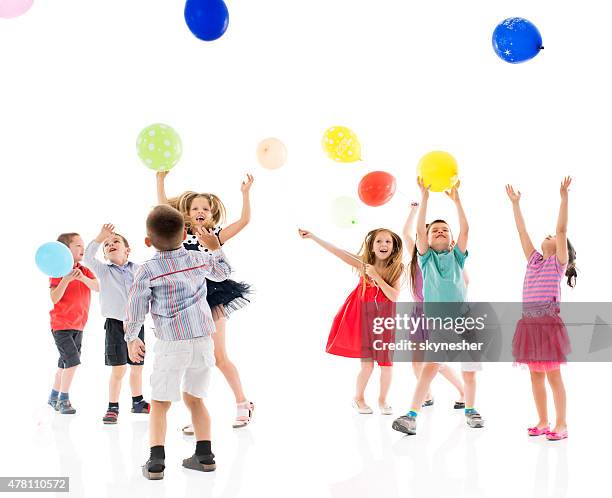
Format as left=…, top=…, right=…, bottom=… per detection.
left=206, top=278, right=251, bottom=317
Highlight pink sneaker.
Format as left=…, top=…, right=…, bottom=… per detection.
left=527, top=425, right=550, bottom=436
left=546, top=430, right=568, bottom=441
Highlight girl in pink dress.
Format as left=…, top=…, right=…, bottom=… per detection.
left=506, top=177, right=577, bottom=441
left=299, top=228, right=404, bottom=415
left=403, top=201, right=466, bottom=409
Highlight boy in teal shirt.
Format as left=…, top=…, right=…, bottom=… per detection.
left=392, top=179, right=484, bottom=435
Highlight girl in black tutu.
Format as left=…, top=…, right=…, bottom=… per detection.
left=157, top=170, right=255, bottom=429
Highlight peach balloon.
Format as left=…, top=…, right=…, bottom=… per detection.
left=256, top=138, right=287, bottom=170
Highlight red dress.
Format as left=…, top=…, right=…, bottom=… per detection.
left=326, top=278, right=395, bottom=366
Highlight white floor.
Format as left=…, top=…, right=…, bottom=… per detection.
left=3, top=353, right=609, bottom=498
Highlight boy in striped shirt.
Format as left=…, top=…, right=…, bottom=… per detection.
left=125, top=205, right=232, bottom=480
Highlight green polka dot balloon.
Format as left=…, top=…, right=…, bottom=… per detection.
left=136, top=123, right=182, bottom=171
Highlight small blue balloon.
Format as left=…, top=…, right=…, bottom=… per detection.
left=184, top=0, right=229, bottom=42
left=35, top=241, right=74, bottom=278
left=492, top=17, right=543, bottom=63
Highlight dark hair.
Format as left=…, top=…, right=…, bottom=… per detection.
left=409, top=220, right=451, bottom=297
left=565, top=239, right=577, bottom=287
left=115, top=234, right=129, bottom=248
left=57, top=233, right=80, bottom=247
left=146, top=205, right=185, bottom=251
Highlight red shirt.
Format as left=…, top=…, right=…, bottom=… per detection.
left=49, top=263, right=95, bottom=331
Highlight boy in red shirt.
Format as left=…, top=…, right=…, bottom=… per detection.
left=48, top=233, right=99, bottom=414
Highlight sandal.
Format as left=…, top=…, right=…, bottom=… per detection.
left=142, top=458, right=165, bottom=480
left=527, top=425, right=550, bottom=436
left=379, top=404, right=393, bottom=415
left=232, top=401, right=255, bottom=428
left=454, top=401, right=465, bottom=410
left=182, top=424, right=195, bottom=436
left=182, top=453, right=216, bottom=472
left=102, top=409, right=119, bottom=425
left=352, top=399, right=373, bottom=415
left=546, top=430, right=568, bottom=441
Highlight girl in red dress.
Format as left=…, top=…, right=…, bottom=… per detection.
left=298, top=228, right=404, bottom=415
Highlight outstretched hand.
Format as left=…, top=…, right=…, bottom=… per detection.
left=560, top=176, right=572, bottom=199
left=416, top=176, right=431, bottom=197
left=505, top=184, right=521, bottom=203
left=156, top=171, right=169, bottom=181
left=444, top=180, right=461, bottom=202
left=241, top=173, right=254, bottom=193
left=298, top=228, right=314, bottom=240
left=96, top=223, right=115, bottom=243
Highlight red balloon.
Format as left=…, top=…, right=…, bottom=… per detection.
left=358, top=171, right=396, bottom=206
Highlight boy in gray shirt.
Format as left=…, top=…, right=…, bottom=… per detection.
left=84, top=223, right=150, bottom=424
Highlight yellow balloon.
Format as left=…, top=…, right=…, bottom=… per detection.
left=417, top=151, right=459, bottom=192
left=322, top=126, right=361, bottom=162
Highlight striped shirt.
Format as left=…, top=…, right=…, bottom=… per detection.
left=124, top=247, right=231, bottom=342
left=522, top=250, right=566, bottom=303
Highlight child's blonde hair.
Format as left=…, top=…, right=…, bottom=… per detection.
left=358, top=228, right=405, bottom=296
left=167, top=191, right=226, bottom=232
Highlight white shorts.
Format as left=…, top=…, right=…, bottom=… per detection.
left=150, top=336, right=215, bottom=402
left=461, top=362, right=483, bottom=372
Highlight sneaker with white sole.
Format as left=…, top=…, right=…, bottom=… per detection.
left=56, top=399, right=76, bottom=415
left=465, top=410, right=485, bottom=428
left=392, top=415, right=417, bottom=435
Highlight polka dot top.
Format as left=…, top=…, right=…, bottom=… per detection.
left=183, top=226, right=223, bottom=253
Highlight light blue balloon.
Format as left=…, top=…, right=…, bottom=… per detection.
left=35, top=242, right=74, bottom=278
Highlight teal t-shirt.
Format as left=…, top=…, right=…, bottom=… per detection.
left=418, top=245, right=468, bottom=302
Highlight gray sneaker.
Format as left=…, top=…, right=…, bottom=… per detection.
left=56, top=400, right=76, bottom=415
left=465, top=410, right=484, bottom=428
left=48, top=398, right=58, bottom=410
left=392, top=415, right=417, bottom=435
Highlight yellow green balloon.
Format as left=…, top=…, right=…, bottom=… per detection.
left=322, top=126, right=361, bottom=163
left=331, top=196, right=358, bottom=228
left=417, top=151, right=459, bottom=192
left=136, top=123, right=182, bottom=171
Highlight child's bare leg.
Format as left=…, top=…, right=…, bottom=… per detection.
left=530, top=370, right=548, bottom=428
left=129, top=365, right=143, bottom=397
left=212, top=310, right=247, bottom=404
left=183, top=392, right=211, bottom=441
left=149, top=400, right=171, bottom=447
left=378, top=365, right=392, bottom=406
left=546, top=369, right=567, bottom=432
left=409, top=362, right=439, bottom=411
left=355, top=360, right=374, bottom=408
left=412, top=360, right=432, bottom=400
left=462, top=371, right=476, bottom=407
left=59, top=366, right=78, bottom=393
left=52, top=369, right=62, bottom=391
left=438, top=363, right=465, bottom=401
left=109, top=365, right=126, bottom=403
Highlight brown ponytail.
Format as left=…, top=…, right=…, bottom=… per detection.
left=565, top=239, right=577, bottom=287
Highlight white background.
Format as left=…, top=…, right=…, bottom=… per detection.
left=1, top=1, right=611, bottom=497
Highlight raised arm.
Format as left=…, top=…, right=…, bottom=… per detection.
left=218, top=174, right=254, bottom=244
left=445, top=181, right=468, bottom=254
left=415, top=177, right=430, bottom=256
left=156, top=171, right=170, bottom=205
left=402, top=201, right=419, bottom=256
left=83, top=224, right=115, bottom=274
left=505, top=184, right=536, bottom=261
left=298, top=229, right=362, bottom=269
left=555, top=176, right=571, bottom=265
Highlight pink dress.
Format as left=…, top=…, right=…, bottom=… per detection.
left=512, top=251, right=571, bottom=371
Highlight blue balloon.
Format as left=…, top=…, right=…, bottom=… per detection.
left=492, top=18, right=543, bottom=63
left=35, top=242, right=74, bottom=278
left=184, top=0, right=229, bottom=41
